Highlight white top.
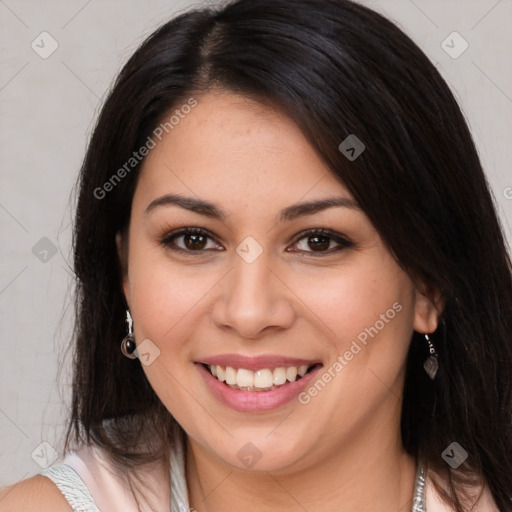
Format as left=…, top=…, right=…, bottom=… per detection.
left=39, top=434, right=189, bottom=512
left=39, top=435, right=499, bottom=512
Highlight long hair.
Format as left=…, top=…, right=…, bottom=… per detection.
left=65, top=1, right=512, bottom=510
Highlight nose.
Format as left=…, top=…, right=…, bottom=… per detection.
left=210, top=247, right=296, bottom=340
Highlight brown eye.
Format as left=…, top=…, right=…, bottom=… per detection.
left=306, top=234, right=331, bottom=251
left=183, top=232, right=208, bottom=250
left=160, top=228, right=222, bottom=253
left=160, top=227, right=352, bottom=257
left=289, top=229, right=353, bottom=255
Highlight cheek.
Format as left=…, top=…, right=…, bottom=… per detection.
left=290, top=257, right=414, bottom=353
left=292, top=261, right=415, bottom=429
left=126, top=238, right=223, bottom=360
left=124, top=243, right=208, bottom=417
left=125, top=235, right=180, bottom=341
left=128, top=259, right=200, bottom=343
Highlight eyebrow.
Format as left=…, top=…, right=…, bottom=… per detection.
left=144, top=194, right=360, bottom=222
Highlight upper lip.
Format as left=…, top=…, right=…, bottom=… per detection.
left=197, top=354, right=322, bottom=371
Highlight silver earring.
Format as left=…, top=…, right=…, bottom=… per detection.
left=120, top=310, right=137, bottom=359
left=423, top=333, right=439, bottom=380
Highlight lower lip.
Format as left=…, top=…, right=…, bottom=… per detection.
left=196, top=363, right=323, bottom=412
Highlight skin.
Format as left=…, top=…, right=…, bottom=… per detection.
left=119, top=90, right=441, bottom=512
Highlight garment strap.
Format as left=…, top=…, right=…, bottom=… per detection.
left=411, top=455, right=427, bottom=512
left=170, top=430, right=191, bottom=512
left=40, top=464, right=100, bottom=512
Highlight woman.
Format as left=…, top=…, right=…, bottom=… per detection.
left=1, top=0, right=510, bottom=510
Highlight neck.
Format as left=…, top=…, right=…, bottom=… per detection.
left=185, top=423, right=417, bottom=512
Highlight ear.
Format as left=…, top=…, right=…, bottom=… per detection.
left=116, top=231, right=131, bottom=308
left=412, top=279, right=444, bottom=334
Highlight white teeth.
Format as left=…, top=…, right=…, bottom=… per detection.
left=273, top=367, right=287, bottom=385
left=207, top=364, right=313, bottom=391
left=225, top=366, right=237, bottom=385
left=286, top=366, right=297, bottom=382
left=254, top=369, right=273, bottom=389
left=236, top=368, right=254, bottom=388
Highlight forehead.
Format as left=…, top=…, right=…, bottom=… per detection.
left=133, top=92, right=352, bottom=216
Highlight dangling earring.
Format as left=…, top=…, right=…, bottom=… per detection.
left=423, top=333, right=439, bottom=380
left=121, top=310, right=137, bottom=359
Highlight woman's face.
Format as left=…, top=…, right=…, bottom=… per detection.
left=120, top=91, right=439, bottom=473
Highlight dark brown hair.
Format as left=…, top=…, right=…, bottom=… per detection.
left=64, top=0, right=512, bottom=510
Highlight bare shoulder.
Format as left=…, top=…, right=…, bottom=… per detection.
left=0, top=475, right=72, bottom=512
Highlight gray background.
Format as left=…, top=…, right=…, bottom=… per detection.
left=1, top=0, right=511, bottom=486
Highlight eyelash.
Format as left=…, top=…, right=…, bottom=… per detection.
left=159, top=227, right=353, bottom=257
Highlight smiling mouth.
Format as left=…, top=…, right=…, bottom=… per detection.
left=203, top=363, right=322, bottom=392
